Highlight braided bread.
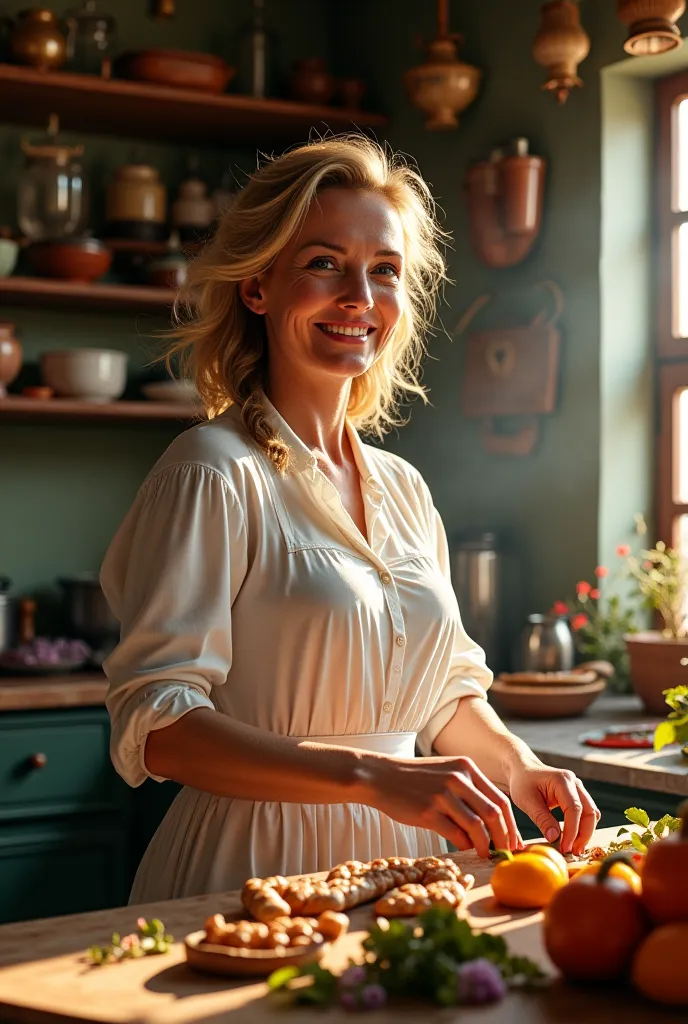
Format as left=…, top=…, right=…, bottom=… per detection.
left=203, top=911, right=347, bottom=950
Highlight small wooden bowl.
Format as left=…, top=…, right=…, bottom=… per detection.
left=115, top=49, right=235, bottom=94
left=184, top=930, right=328, bottom=978
left=27, top=240, right=112, bottom=283
left=490, top=679, right=606, bottom=719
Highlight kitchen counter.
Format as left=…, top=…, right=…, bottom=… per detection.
left=503, top=695, right=688, bottom=797
left=0, top=827, right=681, bottom=1024
left=0, top=673, right=108, bottom=711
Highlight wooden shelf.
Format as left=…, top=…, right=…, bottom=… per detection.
left=0, top=276, right=174, bottom=313
left=0, top=64, right=387, bottom=148
left=0, top=396, right=201, bottom=424
left=0, top=672, right=108, bottom=711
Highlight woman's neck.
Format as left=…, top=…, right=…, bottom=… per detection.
left=265, top=374, right=353, bottom=469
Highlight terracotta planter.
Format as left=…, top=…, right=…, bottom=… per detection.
left=625, top=631, right=688, bottom=714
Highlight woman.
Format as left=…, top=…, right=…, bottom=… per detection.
left=101, top=136, right=599, bottom=903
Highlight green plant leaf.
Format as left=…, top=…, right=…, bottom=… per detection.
left=654, top=720, right=678, bottom=752
left=616, top=827, right=630, bottom=836
left=625, top=807, right=650, bottom=827
left=267, top=966, right=300, bottom=990
left=630, top=831, right=648, bottom=853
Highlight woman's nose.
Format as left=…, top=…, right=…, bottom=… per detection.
left=337, top=270, right=373, bottom=311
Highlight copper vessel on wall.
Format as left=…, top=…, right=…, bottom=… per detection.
left=617, top=0, right=686, bottom=55
left=10, top=9, right=68, bottom=71
left=465, top=139, right=547, bottom=269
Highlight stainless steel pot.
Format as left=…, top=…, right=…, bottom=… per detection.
left=0, top=576, right=16, bottom=653
left=519, top=613, right=574, bottom=672
left=58, top=573, right=119, bottom=645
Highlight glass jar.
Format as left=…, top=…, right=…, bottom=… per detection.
left=18, top=125, right=89, bottom=242
left=64, top=1, right=116, bottom=75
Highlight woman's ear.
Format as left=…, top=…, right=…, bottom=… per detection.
left=239, top=275, right=267, bottom=314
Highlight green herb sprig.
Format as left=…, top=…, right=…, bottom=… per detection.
left=606, top=806, right=681, bottom=855
left=268, top=907, right=546, bottom=1009
left=86, top=918, right=174, bottom=965
left=653, top=686, right=688, bottom=754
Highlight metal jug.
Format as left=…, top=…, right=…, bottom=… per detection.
left=519, top=613, right=574, bottom=672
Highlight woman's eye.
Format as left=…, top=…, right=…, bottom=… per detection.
left=374, top=264, right=400, bottom=279
left=308, top=256, right=337, bottom=270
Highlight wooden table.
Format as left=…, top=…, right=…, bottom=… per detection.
left=0, top=828, right=682, bottom=1023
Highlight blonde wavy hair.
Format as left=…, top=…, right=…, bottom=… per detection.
left=167, top=134, right=448, bottom=473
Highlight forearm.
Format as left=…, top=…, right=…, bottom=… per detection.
left=432, top=696, right=542, bottom=790
left=143, top=706, right=381, bottom=804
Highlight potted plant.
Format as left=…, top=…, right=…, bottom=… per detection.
left=552, top=570, right=638, bottom=694
left=620, top=517, right=688, bottom=714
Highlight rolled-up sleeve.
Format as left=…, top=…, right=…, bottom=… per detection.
left=416, top=507, right=492, bottom=756
left=100, top=462, right=248, bottom=787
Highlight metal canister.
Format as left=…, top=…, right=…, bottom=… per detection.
left=519, top=613, right=574, bottom=672
left=451, top=529, right=503, bottom=672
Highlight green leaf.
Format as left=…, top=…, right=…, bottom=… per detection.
left=630, top=831, right=648, bottom=853
left=654, top=721, right=678, bottom=752
left=267, top=966, right=300, bottom=990
left=625, top=806, right=650, bottom=827
left=616, top=827, right=630, bottom=836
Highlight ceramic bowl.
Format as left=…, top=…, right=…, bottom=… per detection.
left=0, top=238, right=18, bottom=277
left=27, top=239, right=112, bottom=283
left=490, top=679, right=606, bottom=719
left=41, top=349, right=128, bottom=403
left=115, top=49, right=235, bottom=94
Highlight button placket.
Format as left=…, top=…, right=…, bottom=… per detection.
left=378, top=570, right=406, bottom=726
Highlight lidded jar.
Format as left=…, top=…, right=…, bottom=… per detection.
left=17, top=115, right=89, bottom=241
left=64, top=0, right=117, bottom=75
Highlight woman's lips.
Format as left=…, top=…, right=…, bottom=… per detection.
left=315, top=323, right=375, bottom=341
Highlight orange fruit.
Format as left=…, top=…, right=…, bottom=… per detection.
left=525, top=845, right=569, bottom=883
left=491, top=852, right=566, bottom=909
left=632, top=923, right=688, bottom=1005
left=575, top=860, right=642, bottom=895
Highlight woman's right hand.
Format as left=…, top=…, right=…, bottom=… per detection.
left=362, top=755, right=523, bottom=858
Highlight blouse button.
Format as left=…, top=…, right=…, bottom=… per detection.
left=379, top=571, right=391, bottom=585
left=383, top=701, right=393, bottom=713
left=395, top=636, right=406, bottom=647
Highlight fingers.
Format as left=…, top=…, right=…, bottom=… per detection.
left=467, top=769, right=521, bottom=852
left=428, top=812, right=473, bottom=852
left=553, top=772, right=583, bottom=854
left=571, top=779, right=601, bottom=856
left=445, top=772, right=510, bottom=856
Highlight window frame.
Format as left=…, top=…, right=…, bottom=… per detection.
left=657, top=71, right=688, bottom=358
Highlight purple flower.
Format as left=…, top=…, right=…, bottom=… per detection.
left=360, top=984, right=387, bottom=1010
left=339, top=990, right=359, bottom=1011
left=338, top=965, right=367, bottom=988
left=456, top=959, right=507, bottom=1005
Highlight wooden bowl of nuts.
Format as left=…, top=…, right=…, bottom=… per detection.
left=184, top=911, right=347, bottom=977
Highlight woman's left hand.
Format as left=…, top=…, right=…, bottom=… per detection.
left=507, top=761, right=601, bottom=856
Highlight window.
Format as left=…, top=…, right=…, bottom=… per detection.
left=656, top=73, right=688, bottom=547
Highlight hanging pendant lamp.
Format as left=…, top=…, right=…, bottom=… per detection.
left=617, top=1, right=685, bottom=56
left=532, top=1, right=591, bottom=105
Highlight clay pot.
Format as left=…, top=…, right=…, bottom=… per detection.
left=27, top=238, right=112, bottom=282
left=10, top=9, right=68, bottom=71
left=625, top=631, right=688, bottom=714
left=290, top=58, right=335, bottom=105
left=171, top=177, right=214, bottom=243
left=0, top=323, right=22, bottom=398
left=617, top=0, right=685, bottom=54
left=532, top=0, right=591, bottom=105
left=105, top=164, right=168, bottom=242
left=146, top=253, right=188, bottom=289
left=336, top=77, right=366, bottom=110
left=405, top=38, right=481, bottom=130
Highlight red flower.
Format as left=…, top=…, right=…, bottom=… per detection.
left=642, top=559, right=653, bottom=570
left=590, top=588, right=600, bottom=600
left=576, top=581, right=592, bottom=596
left=595, top=566, right=609, bottom=578
left=571, top=613, right=589, bottom=631
left=552, top=600, right=569, bottom=616
left=616, top=544, right=631, bottom=557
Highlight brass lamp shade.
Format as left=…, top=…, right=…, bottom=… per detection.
left=617, top=0, right=685, bottom=55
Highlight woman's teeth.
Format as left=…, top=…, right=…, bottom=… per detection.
left=318, top=324, right=370, bottom=337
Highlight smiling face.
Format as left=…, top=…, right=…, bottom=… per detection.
left=239, top=187, right=406, bottom=391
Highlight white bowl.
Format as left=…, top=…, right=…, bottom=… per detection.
left=41, top=349, right=128, bottom=403
left=141, top=379, right=198, bottom=403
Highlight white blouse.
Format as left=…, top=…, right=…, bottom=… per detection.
left=100, top=394, right=492, bottom=902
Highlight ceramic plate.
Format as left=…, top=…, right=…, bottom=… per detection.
left=184, top=930, right=328, bottom=978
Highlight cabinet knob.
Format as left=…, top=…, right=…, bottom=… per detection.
left=30, top=752, right=47, bottom=769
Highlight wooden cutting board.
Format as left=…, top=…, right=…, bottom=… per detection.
left=0, top=830, right=682, bottom=1024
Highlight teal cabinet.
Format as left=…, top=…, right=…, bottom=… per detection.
left=0, top=707, right=133, bottom=925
